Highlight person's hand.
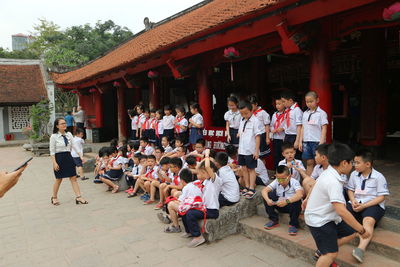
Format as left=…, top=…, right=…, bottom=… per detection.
left=204, top=149, right=210, bottom=157
left=253, top=151, right=259, bottom=160
left=0, top=166, right=27, bottom=197
left=266, top=199, right=275, bottom=206
left=81, top=157, right=85, bottom=164
left=351, top=199, right=359, bottom=210
left=361, top=228, right=371, bottom=239
left=271, top=129, right=277, bottom=134
left=53, top=162, right=60, bottom=171
left=301, top=198, right=308, bottom=211
left=354, top=203, right=365, bottom=212
left=294, top=141, right=299, bottom=150
left=298, top=142, right=303, bottom=152
left=276, top=200, right=287, bottom=207
left=227, top=135, right=231, bottom=143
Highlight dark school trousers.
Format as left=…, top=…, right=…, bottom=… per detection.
left=182, top=209, right=219, bottom=237
left=263, top=190, right=301, bottom=228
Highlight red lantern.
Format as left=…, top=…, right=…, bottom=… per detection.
left=383, top=2, right=400, bottom=21
left=223, top=47, right=240, bottom=81
left=89, top=88, right=97, bottom=93
left=113, top=81, right=121, bottom=87
left=71, top=90, right=78, bottom=94
left=147, top=70, right=159, bottom=79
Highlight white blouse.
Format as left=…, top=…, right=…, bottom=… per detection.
left=50, top=132, right=75, bottom=155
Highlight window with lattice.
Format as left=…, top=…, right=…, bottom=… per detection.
left=8, top=106, right=31, bottom=132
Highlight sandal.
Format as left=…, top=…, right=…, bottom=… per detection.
left=111, top=185, right=119, bottom=193
left=51, top=197, right=60, bottom=206
left=245, top=189, right=256, bottom=199
left=241, top=187, right=249, bottom=196
left=75, top=196, right=88, bottom=205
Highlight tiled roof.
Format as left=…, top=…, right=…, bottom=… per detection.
left=0, top=64, right=48, bottom=104
left=51, top=0, right=284, bottom=85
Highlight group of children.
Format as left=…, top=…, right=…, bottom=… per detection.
left=83, top=90, right=389, bottom=265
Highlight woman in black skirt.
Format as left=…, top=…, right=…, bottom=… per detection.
left=50, top=118, right=88, bottom=205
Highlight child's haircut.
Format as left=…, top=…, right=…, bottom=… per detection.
left=225, top=145, right=238, bottom=158
left=281, top=90, right=296, bottom=100
left=127, top=140, right=136, bottom=149
left=150, top=108, right=157, bottom=114
left=328, top=143, right=354, bottom=167
left=155, top=146, right=165, bottom=153
left=276, top=165, right=290, bottom=176
left=140, top=137, right=149, bottom=143
left=227, top=95, right=239, bottom=104
left=128, top=109, right=135, bottom=117
left=196, top=138, right=206, bottom=147
left=133, top=153, right=142, bottom=160
left=238, top=100, right=252, bottom=111
left=170, top=157, right=183, bottom=169
left=109, top=146, right=118, bottom=154
left=110, top=138, right=118, bottom=148
left=141, top=155, right=148, bottom=160
left=156, top=109, right=163, bottom=117
left=75, top=128, right=84, bottom=135
left=215, top=152, right=229, bottom=167
left=209, top=149, right=217, bottom=159
left=147, top=154, right=156, bottom=161
left=185, top=155, right=197, bottom=166
left=305, top=90, right=318, bottom=99
left=199, top=159, right=218, bottom=172
left=248, top=95, right=259, bottom=105
left=175, top=105, right=186, bottom=114
left=118, top=145, right=128, bottom=156
left=190, top=102, right=202, bottom=114
left=162, top=135, right=170, bottom=142
left=136, top=104, right=144, bottom=111
left=99, top=146, right=110, bottom=157
left=281, top=141, right=294, bottom=152
left=160, top=157, right=170, bottom=165
left=355, top=149, right=374, bottom=165
left=179, top=168, right=193, bottom=184
left=316, top=143, right=330, bottom=157
left=144, top=108, right=150, bottom=113
left=174, top=136, right=184, bottom=145
left=133, top=142, right=140, bottom=151
left=67, top=111, right=72, bottom=115
left=164, top=105, right=173, bottom=111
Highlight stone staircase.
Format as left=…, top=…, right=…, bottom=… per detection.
left=237, top=203, right=400, bottom=267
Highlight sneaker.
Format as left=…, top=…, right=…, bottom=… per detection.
left=264, top=220, right=280, bottom=230
left=127, top=192, right=137, bottom=198
left=313, top=250, right=322, bottom=261
left=140, top=193, right=149, bottom=200
left=81, top=176, right=89, bottom=180
left=181, top=232, right=192, bottom=238
left=142, top=194, right=150, bottom=201
left=288, top=225, right=298, bottom=236
left=352, top=248, right=365, bottom=263
left=154, top=202, right=164, bottom=210
left=164, top=225, right=181, bottom=233
left=125, top=188, right=133, bottom=193
left=93, top=178, right=103, bottom=184
left=144, top=200, right=155, bottom=205
left=157, top=213, right=172, bottom=224
left=187, top=236, right=206, bottom=248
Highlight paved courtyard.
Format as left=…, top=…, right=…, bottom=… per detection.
left=0, top=146, right=310, bottom=267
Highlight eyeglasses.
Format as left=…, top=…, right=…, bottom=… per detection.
left=277, top=177, right=289, bottom=182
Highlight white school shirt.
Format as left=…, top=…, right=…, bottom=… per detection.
left=218, top=165, right=240, bottom=203
left=256, top=159, right=269, bottom=184
left=224, top=110, right=241, bottom=129
left=347, top=169, right=389, bottom=209
left=162, top=114, right=175, bottom=130
left=190, top=113, right=203, bottom=128
left=148, top=118, right=156, bottom=130
left=311, top=164, right=325, bottom=180
left=131, top=164, right=141, bottom=177
left=238, top=116, right=262, bottom=155
left=143, top=145, right=155, bottom=155
left=71, top=136, right=84, bottom=158
left=50, top=132, right=75, bottom=155
left=175, top=116, right=188, bottom=133
left=179, top=181, right=203, bottom=202
left=120, top=157, right=129, bottom=171
left=169, top=171, right=181, bottom=185
left=74, top=110, right=85, bottom=123
left=153, top=119, right=164, bottom=135
left=270, top=111, right=285, bottom=140
left=253, top=107, right=270, bottom=134
left=278, top=159, right=305, bottom=182
left=131, top=115, right=139, bottom=130
left=284, top=103, right=303, bottom=135
left=267, top=178, right=303, bottom=199
left=138, top=114, right=146, bottom=128
left=305, top=165, right=347, bottom=227
left=110, top=156, right=125, bottom=168
left=144, top=166, right=159, bottom=179
left=202, top=175, right=222, bottom=210
left=163, top=145, right=173, bottom=153
left=302, top=107, right=328, bottom=142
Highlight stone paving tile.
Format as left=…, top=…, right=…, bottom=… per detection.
left=0, top=146, right=311, bottom=267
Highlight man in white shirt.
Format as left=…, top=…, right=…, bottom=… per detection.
left=305, top=143, right=370, bottom=267
left=73, top=106, right=86, bottom=139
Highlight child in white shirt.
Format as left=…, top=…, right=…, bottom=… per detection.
left=71, top=128, right=87, bottom=180
left=224, top=95, right=241, bottom=146
left=174, top=105, right=189, bottom=145
left=270, top=98, right=286, bottom=168
left=249, top=95, right=271, bottom=158
left=188, top=103, right=204, bottom=147
left=162, top=105, right=175, bottom=141
left=281, top=90, right=303, bottom=155
left=215, top=152, right=240, bottom=207
left=278, top=142, right=305, bottom=182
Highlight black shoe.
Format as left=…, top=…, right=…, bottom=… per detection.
left=81, top=176, right=89, bottom=180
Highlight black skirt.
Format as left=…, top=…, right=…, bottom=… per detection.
left=54, top=152, right=77, bottom=179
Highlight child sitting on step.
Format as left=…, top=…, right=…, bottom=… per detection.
left=262, top=165, right=303, bottom=235
left=99, top=147, right=125, bottom=193
left=278, top=142, right=305, bottom=182
left=214, top=151, right=240, bottom=207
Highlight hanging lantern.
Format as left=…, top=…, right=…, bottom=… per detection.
left=223, top=47, right=240, bottom=81
left=383, top=2, right=400, bottom=21
left=89, top=88, right=97, bottom=93
left=71, top=90, right=78, bottom=94
left=147, top=70, right=159, bottom=79
left=113, top=81, right=121, bottom=87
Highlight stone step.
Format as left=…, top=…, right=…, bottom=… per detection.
left=239, top=216, right=400, bottom=267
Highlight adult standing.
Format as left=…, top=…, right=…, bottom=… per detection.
left=73, top=106, right=86, bottom=139
left=64, top=111, right=74, bottom=133
left=50, top=118, right=88, bottom=206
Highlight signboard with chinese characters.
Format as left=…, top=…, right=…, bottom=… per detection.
left=202, top=127, right=227, bottom=151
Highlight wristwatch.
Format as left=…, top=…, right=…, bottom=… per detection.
left=286, top=199, right=291, bottom=204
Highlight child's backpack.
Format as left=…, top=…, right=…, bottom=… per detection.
left=178, top=196, right=207, bottom=233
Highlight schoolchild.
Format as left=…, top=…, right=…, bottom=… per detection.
left=281, top=90, right=303, bottom=156
left=162, top=105, right=175, bottom=141
left=224, top=95, right=241, bottom=146
left=270, top=98, right=286, bottom=168
left=249, top=95, right=271, bottom=158
left=174, top=105, right=189, bottom=145
left=188, top=103, right=204, bottom=147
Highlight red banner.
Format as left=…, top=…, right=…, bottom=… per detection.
left=202, top=127, right=227, bottom=151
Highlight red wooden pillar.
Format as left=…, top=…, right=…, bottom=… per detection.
left=197, top=69, right=212, bottom=128
left=309, top=36, right=332, bottom=143
left=149, top=80, right=159, bottom=109
left=117, top=85, right=127, bottom=139
left=94, top=91, right=103, bottom=128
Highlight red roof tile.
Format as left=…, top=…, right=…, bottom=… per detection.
left=0, top=64, right=48, bottom=104
left=51, top=0, right=284, bottom=85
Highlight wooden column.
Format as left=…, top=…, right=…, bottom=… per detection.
left=117, top=85, right=127, bottom=139
left=94, top=91, right=103, bottom=128
left=309, top=33, right=332, bottom=143
left=149, top=80, right=159, bottom=109
left=197, top=69, right=212, bottom=128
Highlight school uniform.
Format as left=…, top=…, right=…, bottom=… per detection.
left=148, top=118, right=157, bottom=143
left=264, top=178, right=303, bottom=227
left=50, top=132, right=77, bottom=179
left=138, top=113, right=145, bottom=135
left=182, top=175, right=222, bottom=237
left=189, top=113, right=204, bottom=144
left=305, top=166, right=356, bottom=255
left=270, top=111, right=285, bottom=168
left=238, top=115, right=262, bottom=169
left=142, top=145, right=155, bottom=156
left=311, top=164, right=325, bottom=180
left=141, top=116, right=151, bottom=139
left=71, top=136, right=85, bottom=167
left=302, top=107, right=328, bottom=160
left=253, top=107, right=271, bottom=158
left=283, top=103, right=303, bottom=144
left=162, top=114, right=175, bottom=141
left=278, top=159, right=305, bottom=182
left=255, top=159, right=269, bottom=186
left=101, top=155, right=125, bottom=181
left=131, top=115, right=139, bottom=140
left=346, top=169, right=389, bottom=224
left=224, top=109, right=241, bottom=146
left=125, top=164, right=141, bottom=187
left=218, top=165, right=240, bottom=207
left=175, top=116, right=189, bottom=144
left=178, top=181, right=203, bottom=202
left=163, top=145, right=173, bottom=153
left=168, top=171, right=181, bottom=186
left=152, top=119, right=164, bottom=147
left=143, top=166, right=159, bottom=180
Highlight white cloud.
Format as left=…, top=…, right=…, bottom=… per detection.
left=0, top=0, right=202, bottom=49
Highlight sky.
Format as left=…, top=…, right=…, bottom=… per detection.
left=0, top=0, right=203, bottom=50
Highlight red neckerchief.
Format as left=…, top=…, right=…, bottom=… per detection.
left=142, top=117, right=149, bottom=130
left=274, top=111, right=285, bottom=129
left=253, top=107, right=263, bottom=116
left=149, top=118, right=156, bottom=129
left=175, top=116, right=184, bottom=133
left=155, top=120, right=160, bottom=138
left=145, top=168, right=154, bottom=178
left=173, top=175, right=179, bottom=185
left=127, top=151, right=132, bottom=158
left=285, top=103, right=299, bottom=127
left=193, top=180, right=204, bottom=191
left=110, top=155, right=121, bottom=167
